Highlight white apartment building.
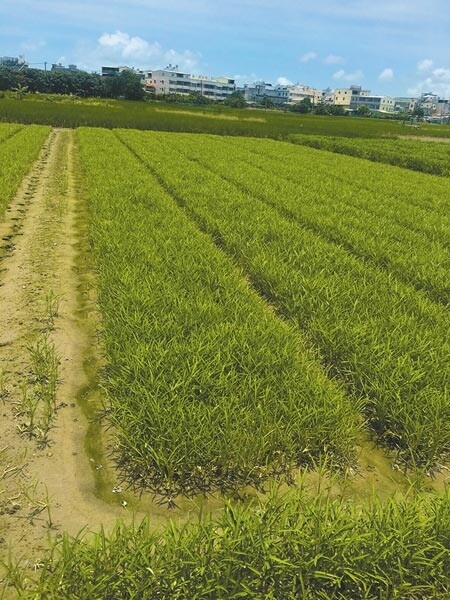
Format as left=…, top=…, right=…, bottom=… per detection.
left=141, top=68, right=236, bottom=100
left=288, top=84, right=322, bottom=105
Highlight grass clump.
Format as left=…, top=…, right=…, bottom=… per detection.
left=8, top=485, right=450, bottom=599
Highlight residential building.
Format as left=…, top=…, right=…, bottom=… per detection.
left=51, top=63, right=79, bottom=73
left=240, top=82, right=289, bottom=105
left=434, top=99, right=450, bottom=117
left=333, top=85, right=369, bottom=107
left=288, top=84, right=322, bottom=105
left=0, top=55, right=28, bottom=70
left=334, top=86, right=394, bottom=113
left=394, top=97, right=418, bottom=113
left=101, top=66, right=135, bottom=77
left=142, top=67, right=235, bottom=100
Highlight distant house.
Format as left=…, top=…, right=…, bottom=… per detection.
left=333, top=85, right=395, bottom=114
left=240, top=82, right=289, bottom=106
left=140, top=67, right=236, bottom=101
left=0, top=55, right=28, bottom=70
left=51, top=63, right=79, bottom=73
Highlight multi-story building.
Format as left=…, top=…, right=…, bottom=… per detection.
left=288, top=84, right=322, bottom=105
left=51, top=63, right=79, bottom=73
left=334, top=85, right=394, bottom=113
left=434, top=99, right=450, bottom=117
left=142, top=68, right=236, bottom=100
left=333, top=85, right=368, bottom=107
left=240, top=82, right=289, bottom=105
left=0, top=55, right=28, bottom=70
left=101, top=66, right=135, bottom=77
left=394, top=97, right=418, bottom=113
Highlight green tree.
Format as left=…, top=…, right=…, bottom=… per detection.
left=261, top=95, right=275, bottom=110
left=313, top=103, right=330, bottom=115
left=413, top=106, right=425, bottom=118
left=328, top=105, right=346, bottom=116
left=357, top=104, right=371, bottom=117
left=12, top=83, right=29, bottom=99
left=290, top=97, right=312, bottom=113
left=224, top=91, right=247, bottom=108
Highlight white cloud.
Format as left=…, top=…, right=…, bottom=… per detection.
left=379, top=67, right=394, bottom=82
left=408, top=65, right=450, bottom=97
left=324, top=54, right=344, bottom=65
left=333, top=69, right=363, bottom=82
left=300, top=51, right=317, bottom=63
left=417, top=59, right=433, bottom=72
left=276, top=76, right=293, bottom=86
left=76, top=30, right=201, bottom=73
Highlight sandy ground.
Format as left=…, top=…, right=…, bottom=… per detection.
left=0, top=129, right=125, bottom=563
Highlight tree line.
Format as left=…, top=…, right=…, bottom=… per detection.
left=0, top=67, right=145, bottom=100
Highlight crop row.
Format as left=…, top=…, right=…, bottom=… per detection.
left=290, top=133, right=450, bottom=177
left=76, top=127, right=359, bottom=496
left=153, top=132, right=450, bottom=305
left=242, top=135, right=450, bottom=225
left=0, top=122, right=22, bottom=143
left=0, top=124, right=51, bottom=219
left=117, top=129, right=450, bottom=468
left=16, top=485, right=450, bottom=599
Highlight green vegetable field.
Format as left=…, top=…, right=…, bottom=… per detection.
left=290, top=133, right=450, bottom=177
left=1, top=122, right=450, bottom=598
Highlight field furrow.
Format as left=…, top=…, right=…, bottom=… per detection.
left=0, top=123, right=23, bottom=143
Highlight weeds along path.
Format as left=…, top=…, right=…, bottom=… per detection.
left=0, top=128, right=133, bottom=577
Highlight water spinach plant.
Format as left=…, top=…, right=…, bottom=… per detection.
left=76, top=127, right=359, bottom=497
left=117, top=129, right=450, bottom=469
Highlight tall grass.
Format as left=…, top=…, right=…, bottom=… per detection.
left=10, top=485, right=450, bottom=599
left=118, top=129, right=450, bottom=468
left=76, top=127, right=359, bottom=496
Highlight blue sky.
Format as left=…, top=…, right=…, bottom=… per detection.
left=1, top=0, right=450, bottom=97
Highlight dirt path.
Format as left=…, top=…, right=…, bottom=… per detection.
left=0, top=130, right=224, bottom=596
left=0, top=130, right=184, bottom=594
